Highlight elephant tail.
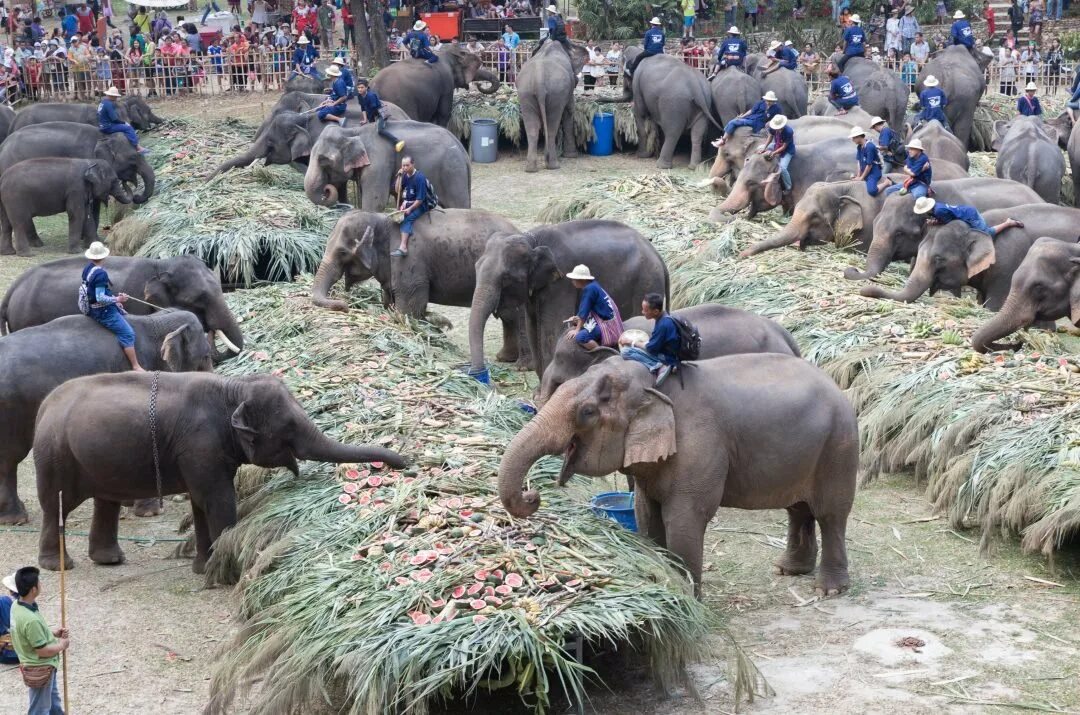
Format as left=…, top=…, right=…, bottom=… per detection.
left=695, top=85, right=724, bottom=131
left=0, top=278, right=12, bottom=335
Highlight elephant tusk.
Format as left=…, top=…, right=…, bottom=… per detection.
left=696, top=177, right=717, bottom=188
left=216, top=331, right=242, bottom=354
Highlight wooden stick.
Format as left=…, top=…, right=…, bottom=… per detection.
left=58, top=491, right=69, bottom=713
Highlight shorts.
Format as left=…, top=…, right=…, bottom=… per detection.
left=317, top=104, right=346, bottom=120
left=968, top=215, right=995, bottom=236
left=864, top=167, right=883, bottom=196
left=92, top=306, right=135, bottom=348
left=683, top=15, right=695, bottom=27
left=400, top=208, right=426, bottom=235
left=574, top=325, right=602, bottom=344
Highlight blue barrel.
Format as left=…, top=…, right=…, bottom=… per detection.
left=470, top=118, right=498, bottom=163
left=590, top=491, right=637, bottom=531
left=587, top=112, right=615, bottom=157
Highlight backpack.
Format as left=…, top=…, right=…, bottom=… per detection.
left=78, top=266, right=102, bottom=315
left=422, top=178, right=439, bottom=211
left=670, top=315, right=701, bottom=361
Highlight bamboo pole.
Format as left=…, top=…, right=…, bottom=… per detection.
left=58, top=490, right=69, bottom=712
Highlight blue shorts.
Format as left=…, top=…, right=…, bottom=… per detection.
left=92, top=306, right=135, bottom=348
left=864, top=167, right=883, bottom=196
left=575, top=325, right=602, bottom=344
left=317, top=104, right=346, bottom=120
left=683, top=15, right=694, bottom=27
left=400, top=207, right=426, bottom=235
left=968, top=215, right=995, bottom=236
left=621, top=345, right=664, bottom=370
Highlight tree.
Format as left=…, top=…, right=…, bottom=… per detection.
left=352, top=0, right=390, bottom=73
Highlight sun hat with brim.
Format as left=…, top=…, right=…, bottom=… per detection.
left=769, top=115, right=788, bottom=130
left=727, top=26, right=741, bottom=34
left=414, top=20, right=427, bottom=30
left=297, top=35, right=310, bottom=44
left=913, top=197, right=937, bottom=214
left=953, top=10, right=965, bottom=18
left=104, top=86, right=121, bottom=97
left=85, top=241, right=110, bottom=260
left=565, top=264, right=595, bottom=281
left=870, top=115, right=885, bottom=126
left=546, top=4, right=557, bottom=12
left=848, top=126, right=866, bottom=138
left=907, top=138, right=924, bottom=151
left=762, top=90, right=778, bottom=102
left=1025, top=82, right=1038, bottom=91
left=326, top=64, right=341, bottom=77
left=2, top=573, right=16, bottom=594
left=769, top=40, right=781, bottom=50
left=924, top=75, right=939, bottom=87
left=851, top=14, right=861, bottom=23
left=649, top=16, right=661, bottom=24
left=332, top=56, right=348, bottom=66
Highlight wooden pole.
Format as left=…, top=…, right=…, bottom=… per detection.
left=58, top=490, right=69, bottom=712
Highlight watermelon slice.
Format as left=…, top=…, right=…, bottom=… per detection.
left=451, top=585, right=467, bottom=599
left=472, top=615, right=489, bottom=624
left=412, top=569, right=434, bottom=583
left=505, top=573, right=524, bottom=588
left=342, top=483, right=359, bottom=495
left=371, top=461, right=385, bottom=469
left=409, top=611, right=432, bottom=626
left=394, top=576, right=411, bottom=586
left=467, top=582, right=484, bottom=595
left=345, top=469, right=361, bottom=480
left=495, top=584, right=513, bottom=596
left=338, top=494, right=352, bottom=504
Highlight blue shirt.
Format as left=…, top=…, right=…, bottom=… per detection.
left=404, top=29, right=430, bottom=55
left=842, top=25, right=866, bottom=55
left=82, top=263, right=118, bottom=316
left=766, top=125, right=795, bottom=156
left=722, top=37, right=747, bottom=61
left=61, top=14, right=77, bottom=38
left=208, top=44, right=223, bottom=66
left=856, top=141, right=881, bottom=172
left=546, top=14, right=566, bottom=39
left=576, top=281, right=614, bottom=322
left=502, top=31, right=520, bottom=50
left=777, top=45, right=798, bottom=69
left=401, top=169, right=428, bottom=208
left=1018, top=94, right=1043, bottom=116
left=746, top=100, right=780, bottom=130
left=97, top=97, right=122, bottom=129
left=830, top=76, right=858, bottom=106
left=357, top=89, right=383, bottom=122
left=878, top=126, right=902, bottom=160
left=0, top=595, right=15, bottom=662
left=918, top=87, right=948, bottom=121
left=931, top=203, right=983, bottom=227
left=328, top=76, right=349, bottom=102
left=643, top=27, right=665, bottom=53
left=646, top=313, right=680, bottom=365
left=340, top=66, right=355, bottom=94
left=950, top=19, right=974, bottom=47
left=907, top=153, right=931, bottom=185
left=293, top=45, right=317, bottom=68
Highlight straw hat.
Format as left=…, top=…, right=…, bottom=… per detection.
left=565, top=264, right=595, bottom=281
left=326, top=64, right=341, bottom=77
left=85, top=241, right=110, bottom=260
left=848, top=126, right=866, bottom=138
left=769, top=40, right=781, bottom=50
left=649, top=16, right=661, bottom=24
left=870, top=115, right=885, bottom=126
left=1025, top=82, right=1038, bottom=91
left=414, top=19, right=427, bottom=30
left=1, top=572, right=16, bottom=594
left=762, top=90, right=778, bottom=102
left=953, top=9, right=965, bottom=18
left=907, top=138, right=924, bottom=151
left=769, top=114, right=788, bottom=130
left=331, top=56, right=348, bottom=66
left=727, top=26, right=741, bottom=34
left=297, top=35, right=310, bottom=44
left=104, top=85, right=121, bottom=97
left=913, top=197, right=937, bottom=214
left=924, top=75, right=940, bottom=87
left=850, top=14, right=861, bottom=23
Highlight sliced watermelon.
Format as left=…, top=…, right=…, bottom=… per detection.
left=467, top=582, right=484, bottom=596
left=367, top=476, right=383, bottom=488
left=338, top=494, right=352, bottom=504
left=394, top=576, right=411, bottom=586
left=412, top=569, right=434, bottom=583
left=469, top=599, right=487, bottom=610
left=342, top=483, right=359, bottom=495
left=494, top=584, right=513, bottom=596
left=345, top=469, right=361, bottom=480
left=371, top=461, right=385, bottom=469
left=430, top=598, right=447, bottom=608
left=409, top=611, right=432, bottom=626
left=451, top=585, right=467, bottom=599
left=505, top=573, right=524, bottom=588
left=472, top=614, right=489, bottom=624
left=473, top=569, right=489, bottom=581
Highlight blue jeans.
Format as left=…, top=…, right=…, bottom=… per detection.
left=92, top=306, right=136, bottom=347
left=1048, top=0, right=1062, bottom=19
left=400, top=207, right=426, bottom=235
left=776, top=153, right=793, bottom=191
left=28, top=671, right=64, bottom=715
left=884, top=182, right=928, bottom=199
left=1067, top=85, right=1080, bottom=110
left=723, top=117, right=760, bottom=137
left=317, top=103, right=346, bottom=120
left=863, top=166, right=883, bottom=196
left=830, top=97, right=858, bottom=111
left=575, top=325, right=602, bottom=344
left=100, top=121, right=138, bottom=147
left=621, top=346, right=663, bottom=370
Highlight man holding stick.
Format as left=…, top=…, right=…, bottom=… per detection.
left=10, top=566, right=70, bottom=715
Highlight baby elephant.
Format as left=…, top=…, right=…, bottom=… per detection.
left=0, top=158, right=133, bottom=257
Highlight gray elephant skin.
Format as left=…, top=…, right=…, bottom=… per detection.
left=709, top=69, right=759, bottom=125
left=743, top=55, right=809, bottom=118
left=256, top=91, right=410, bottom=141
left=825, top=56, right=907, bottom=130
left=518, top=41, right=589, bottom=172
left=284, top=73, right=327, bottom=94
left=1067, top=120, right=1080, bottom=208
left=0, top=105, right=13, bottom=141
left=498, top=355, right=858, bottom=597
left=909, top=119, right=969, bottom=170
left=303, top=122, right=470, bottom=210
left=916, top=46, right=991, bottom=150
left=33, top=372, right=406, bottom=575
left=370, top=46, right=500, bottom=127
left=0, top=158, right=133, bottom=257
left=993, top=116, right=1065, bottom=204
left=971, top=238, right=1080, bottom=352
left=468, top=220, right=669, bottom=380
left=0, top=256, right=245, bottom=358
left=860, top=204, right=1080, bottom=309
left=845, top=179, right=1045, bottom=280
left=11, top=97, right=164, bottom=133
left=0, top=310, right=213, bottom=525
left=537, top=303, right=801, bottom=404
left=0, top=122, right=155, bottom=207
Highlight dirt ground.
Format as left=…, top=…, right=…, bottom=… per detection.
left=2, top=94, right=1079, bottom=714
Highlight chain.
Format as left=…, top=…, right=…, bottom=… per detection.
left=149, top=371, right=163, bottom=511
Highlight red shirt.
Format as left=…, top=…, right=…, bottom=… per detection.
left=76, top=8, right=94, bottom=34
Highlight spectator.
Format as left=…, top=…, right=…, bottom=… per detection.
left=900, top=51, right=917, bottom=90
left=1021, top=40, right=1039, bottom=86
left=70, top=34, right=93, bottom=98
left=724, top=0, right=736, bottom=27
left=61, top=8, right=77, bottom=41
left=253, top=0, right=269, bottom=30
left=999, top=46, right=1018, bottom=95
left=341, top=3, right=353, bottom=47
left=1047, top=0, right=1062, bottom=21
left=1008, top=0, right=1024, bottom=37
left=464, top=35, right=484, bottom=54
left=605, top=41, right=621, bottom=86
left=935, top=0, right=947, bottom=24
left=227, top=27, right=250, bottom=91
left=682, top=0, right=696, bottom=39
left=681, top=36, right=703, bottom=68
left=899, top=6, right=919, bottom=54
left=583, top=40, right=604, bottom=91
left=317, top=0, right=334, bottom=49
left=800, top=42, right=818, bottom=81
left=1028, top=0, right=1043, bottom=42
left=76, top=2, right=94, bottom=35
left=885, top=9, right=900, bottom=57
left=0, top=572, right=17, bottom=665
left=984, top=1, right=996, bottom=38
left=911, top=32, right=929, bottom=66
left=742, top=0, right=758, bottom=29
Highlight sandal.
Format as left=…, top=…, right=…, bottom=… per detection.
left=390, top=248, right=408, bottom=257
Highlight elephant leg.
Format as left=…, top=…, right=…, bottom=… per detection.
left=523, top=99, right=542, bottom=173
left=656, top=121, right=681, bottom=170
left=634, top=106, right=652, bottom=159
left=190, top=501, right=212, bottom=574
left=132, top=496, right=165, bottom=517
left=775, top=501, right=818, bottom=576
left=560, top=101, right=578, bottom=159
left=88, top=498, right=125, bottom=565
left=503, top=308, right=535, bottom=371
left=635, top=490, right=666, bottom=549
left=661, top=498, right=710, bottom=598
left=815, top=512, right=851, bottom=597
left=0, top=437, right=28, bottom=525
left=205, top=481, right=238, bottom=550
left=0, top=204, right=14, bottom=256
left=37, top=486, right=78, bottom=571
left=494, top=316, right=520, bottom=363
left=67, top=205, right=86, bottom=253
left=542, top=99, right=561, bottom=170
left=6, top=210, right=33, bottom=257
left=27, top=220, right=44, bottom=248
left=688, top=116, right=707, bottom=168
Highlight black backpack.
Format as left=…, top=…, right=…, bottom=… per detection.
left=670, top=315, right=701, bottom=361
left=423, top=178, right=439, bottom=211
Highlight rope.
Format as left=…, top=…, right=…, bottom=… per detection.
left=0, top=527, right=188, bottom=543
left=149, top=371, right=164, bottom=511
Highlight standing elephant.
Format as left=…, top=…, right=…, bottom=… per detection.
left=303, top=122, right=470, bottom=210
left=0, top=158, right=133, bottom=256
left=859, top=204, right=1080, bottom=309
left=518, top=41, right=589, bottom=172
left=709, top=68, right=760, bottom=125
left=1, top=256, right=245, bottom=359
left=971, top=238, right=1080, bottom=352
left=498, top=355, right=859, bottom=597
left=744, top=55, right=808, bottom=118
left=370, top=46, right=500, bottom=127
left=33, top=372, right=406, bottom=574
left=256, top=91, right=409, bottom=140
left=916, top=45, right=991, bottom=149
left=11, top=97, right=164, bottom=133
left=825, top=56, right=907, bottom=130
left=0, top=310, right=212, bottom=525
left=536, top=303, right=801, bottom=405
left=468, top=220, right=669, bottom=380
left=909, top=120, right=970, bottom=170
left=993, top=116, right=1065, bottom=205
left=845, top=179, right=1045, bottom=280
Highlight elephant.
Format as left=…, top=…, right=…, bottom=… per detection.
left=859, top=204, right=1080, bottom=310
left=11, top=97, right=164, bottom=133
left=909, top=119, right=969, bottom=170
left=303, top=122, right=470, bottom=210
left=0, top=123, right=155, bottom=209
left=536, top=303, right=801, bottom=405
left=256, top=91, right=409, bottom=141
left=1067, top=120, right=1080, bottom=208
left=32, top=371, right=406, bottom=574
left=808, top=97, right=878, bottom=127
left=497, top=355, right=859, bottom=597
left=0, top=158, right=133, bottom=257
left=993, top=116, right=1065, bottom=204
left=971, top=238, right=1080, bottom=353
left=1, top=256, right=245, bottom=361
left=468, top=220, right=669, bottom=380
left=0, top=105, right=14, bottom=141
left=844, top=179, right=1045, bottom=281
left=370, top=46, right=500, bottom=127
left=744, top=55, right=808, bottom=118
left=709, top=68, right=760, bottom=125
left=824, top=55, right=907, bottom=130
left=518, top=40, right=589, bottom=172
left=1045, top=111, right=1073, bottom=150
left=915, top=45, right=991, bottom=150
left=284, top=73, right=326, bottom=94
left=0, top=310, right=213, bottom=526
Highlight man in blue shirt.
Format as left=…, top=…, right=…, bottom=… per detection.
left=292, top=35, right=320, bottom=77
left=828, top=65, right=859, bottom=114
left=717, top=90, right=779, bottom=145
left=356, top=79, right=405, bottom=152
left=564, top=264, right=617, bottom=350
left=850, top=126, right=890, bottom=197
left=913, top=197, right=1024, bottom=237
left=1018, top=83, right=1043, bottom=116
left=98, top=86, right=147, bottom=153
left=0, top=572, right=18, bottom=664
left=331, top=56, right=354, bottom=94
left=950, top=10, right=975, bottom=51
left=317, top=65, right=350, bottom=126
left=719, top=26, right=747, bottom=70
left=870, top=116, right=905, bottom=174
left=914, top=75, right=950, bottom=130
left=837, top=14, right=865, bottom=71
left=762, top=114, right=795, bottom=194
left=392, top=156, right=430, bottom=257
left=884, top=138, right=932, bottom=198
left=620, top=293, right=680, bottom=383
left=537, top=4, right=572, bottom=54
left=82, top=241, right=143, bottom=371
left=404, top=20, right=438, bottom=63
left=627, top=17, right=665, bottom=77
left=60, top=10, right=77, bottom=42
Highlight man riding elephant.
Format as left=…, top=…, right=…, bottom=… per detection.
left=950, top=10, right=976, bottom=57
left=828, top=64, right=859, bottom=114
left=884, top=138, right=931, bottom=198
left=716, top=90, right=779, bottom=146
left=626, top=17, right=665, bottom=78
left=837, top=14, right=866, bottom=71
left=850, top=126, right=890, bottom=197
left=404, top=20, right=438, bottom=63
left=914, top=75, right=950, bottom=131
left=870, top=116, right=905, bottom=173
left=719, top=26, right=747, bottom=70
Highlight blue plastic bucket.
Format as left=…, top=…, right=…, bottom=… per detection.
left=467, top=366, right=491, bottom=385
left=590, top=491, right=637, bottom=531
left=587, top=112, right=614, bottom=156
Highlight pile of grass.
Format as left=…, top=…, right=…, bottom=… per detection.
left=204, top=279, right=762, bottom=713
left=538, top=173, right=1080, bottom=558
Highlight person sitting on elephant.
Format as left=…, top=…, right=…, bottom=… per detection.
left=763, top=39, right=798, bottom=75
left=391, top=156, right=429, bottom=258
left=97, top=85, right=147, bottom=154
left=914, top=75, right=950, bottom=131
left=317, top=65, right=349, bottom=126
left=719, top=26, right=747, bottom=70
left=620, top=292, right=679, bottom=383
left=837, top=14, right=866, bottom=71
left=291, top=35, right=319, bottom=78
left=81, top=241, right=144, bottom=372
left=870, top=116, right=905, bottom=174
left=331, top=56, right=354, bottom=95
left=356, top=79, right=405, bottom=153
left=761, top=114, right=795, bottom=196
left=404, top=20, right=438, bottom=63
left=626, top=17, right=665, bottom=77
left=850, top=126, right=890, bottom=197
left=884, top=138, right=931, bottom=198
left=913, top=197, right=1025, bottom=238
left=950, top=10, right=975, bottom=53
left=563, top=264, right=622, bottom=351
left=1018, top=82, right=1043, bottom=117
left=827, top=64, right=859, bottom=114
left=716, top=90, right=779, bottom=146
left=1067, top=64, right=1080, bottom=122
left=536, top=5, right=571, bottom=54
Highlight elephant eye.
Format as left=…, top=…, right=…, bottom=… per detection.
left=576, top=404, right=598, bottom=424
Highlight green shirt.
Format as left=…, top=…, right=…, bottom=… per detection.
left=10, top=602, right=59, bottom=668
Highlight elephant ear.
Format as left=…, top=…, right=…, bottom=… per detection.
left=342, top=137, right=370, bottom=173
left=83, top=161, right=108, bottom=196
left=527, top=246, right=561, bottom=294
left=966, top=232, right=997, bottom=278
left=160, top=324, right=190, bottom=371
left=230, top=401, right=259, bottom=463
left=144, top=271, right=173, bottom=306
left=991, top=120, right=1009, bottom=151
left=355, top=225, right=378, bottom=272
left=623, top=387, right=676, bottom=467
left=1070, top=257, right=1080, bottom=325
left=289, top=127, right=312, bottom=162
left=762, top=174, right=782, bottom=206
left=835, top=195, right=864, bottom=238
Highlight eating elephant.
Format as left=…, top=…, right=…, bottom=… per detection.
left=909, top=119, right=969, bottom=171
left=536, top=303, right=800, bottom=405
left=916, top=45, right=991, bottom=150
left=518, top=40, right=589, bottom=172
left=0, top=122, right=155, bottom=206
left=971, top=238, right=1080, bottom=352
left=284, top=73, right=326, bottom=94
left=468, top=220, right=669, bottom=380
left=1046, top=111, right=1073, bottom=150
left=993, top=116, right=1065, bottom=204
left=859, top=204, right=1080, bottom=309
left=709, top=68, right=760, bottom=125
left=33, top=372, right=406, bottom=574
left=11, top=97, right=164, bottom=133
left=824, top=55, right=907, bottom=130
left=1, top=256, right=245, bottom=360
left=744, top=54, right=808, bottom=118
left=498, top=355, right=858, bottom=597
left=845, top=179, right=1045, bottom=281
left=0, top=158, right=133, bottom=257
left=303, top=122, right=470, bottom=210
left=0, top=310, right=212, bottom=526
left=370, top=46, right=500, bottom=127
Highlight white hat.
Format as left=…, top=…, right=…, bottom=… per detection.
left=1, top=572, right=16, bottom=594
left=649, top=16, right=661, bottom=24
left=913, top=197, right=937, bottom=214
left=331, top=56, right=348, bottom=66
left=848, top=126, right=866, bottom=138
left=1025, top=82, right=1038, bottom=91
left=784, top=40, right=793, bottom=46
left=907, top=138, right=924, bottom=151
left=870, top=115, right=885, bottom=126
left=769, top=40, right=781, bottom=50
left=762, top=90, right=778, bottom=102
left=566, top=264, right=595, bottom=281
left=953, top=10, right=965, bottom=18
left=851, top=14, right=861, bottom=23
left=297, top=35, right=310, bottom=44
left=769, top=114, right=788, bottom=130
left=326, top=64, right=341, bottom=77
left=85, top=241, right=110, bottom=260
left=924, top=75, right=939, bottom=87
left=727, top=26, right=741, bottom=34
left=546, top=4, right=557, bottom=13
left=414, top=20, right=428, bottom=30
left=104, top=85, right=121, bottom=97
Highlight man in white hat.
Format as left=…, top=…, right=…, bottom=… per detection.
left=404, top=20, right=438, bottom=63
left=914, top=75, right=950, bottom=130
left=1018, top=82, right=1043, bottom=116
left=716, top=90, right=779, bottom=146
left=317, top=64, right=350, bottom=126
left=913, top=196, right=1024, bottom=237
left=331, top=55, right=355, bottom=95
left=719, top=26, right=747, bottom=70
left=950, top=10, right=975, bottom=53
left=538, top=4, right=571, bottom=53
left=81, top=241, right=144, bottom=371
left=849, top=126, right=890, bottom=197
left=97, top=85, right=147, bottom=154
left=762, top=114, right=795, bottom=196
left=884, top=138, right=931, bottom=198
left=563, top=264, right=619, bottom=351
left=763, top=38, right=798, bottom=75
left=627, top=17, right=665, bottom=77
left=837, top=13, right=865, bottom=71
left=870, top=116, right=905, bottom=174
left=0, top=571, right=18, bottom=664
left=292, top=34, right=321, bottom=78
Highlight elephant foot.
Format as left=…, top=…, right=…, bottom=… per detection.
left=656, top=160, right=674, bottom=170
left=525, top=163, right=540, bottom=173
left=0, top=245, right=15, bottom=256
left=513, top=356, right=536, bottom=372
left=563, top=148, right=579, bottom=159
left=636, top=150, right=652, bottom=159
left=0, top=502, right=29, bottom=525
left=814, top=570, right=850, bottom=598
left=545, top=161, right=561, bottom=170
left=495, top=347, right=519, bottom=363
left=29, top=235, right=44, bottom=247
left=774, top=555, right=816, bottom=577
left=38, top=552, right=75, bottom=572
left=192, top=555, right=208, bottom=575
left=132, top=498, right=165, bottom=517
left=425, top=312, right=453, bottom=330
left=89, top=544, right=125, bottom=566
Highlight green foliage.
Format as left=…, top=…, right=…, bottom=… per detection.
left=575, top=0, right=680, bottom=40
left=1061, top=31, right=1080, bottom=60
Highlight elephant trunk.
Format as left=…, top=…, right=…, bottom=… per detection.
left=845, top=230, right=895, bottom=280
left=311, top=257, right=349, bottom=312
left=132, top=154, right=155, bottom=204
left=468, top=284, right=500, bottom=372
left=474, top=68, right=500, bottom=94
left=971, top=294, right=1033, bottom=353
left=860, top=250, right=934, bottom=303
left=498, top=403, right=575, bottom=518
left=741, top=211, right=805, bottom=256
left=211, top=142, right=266, bottom=178
left=293, top=419, right=407, bottom=467
left=594, top=86, right=633, bottom=103
left=205, top=300, right=244, bottom=355
left=304, top=161, right=337, bottom=207
left=716, top=178, right=752, bottom=214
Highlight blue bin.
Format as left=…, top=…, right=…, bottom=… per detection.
left=587, top=112, right=614, bottom=157
left=590, top=491, right=637, bottom=532
left=467, top=366, right=491, bottom=385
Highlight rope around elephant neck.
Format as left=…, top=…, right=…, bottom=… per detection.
left=149, top=371, right=164, bottom=511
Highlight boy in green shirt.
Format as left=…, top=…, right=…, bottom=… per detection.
left=10, top=567, right=69, bottom=715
